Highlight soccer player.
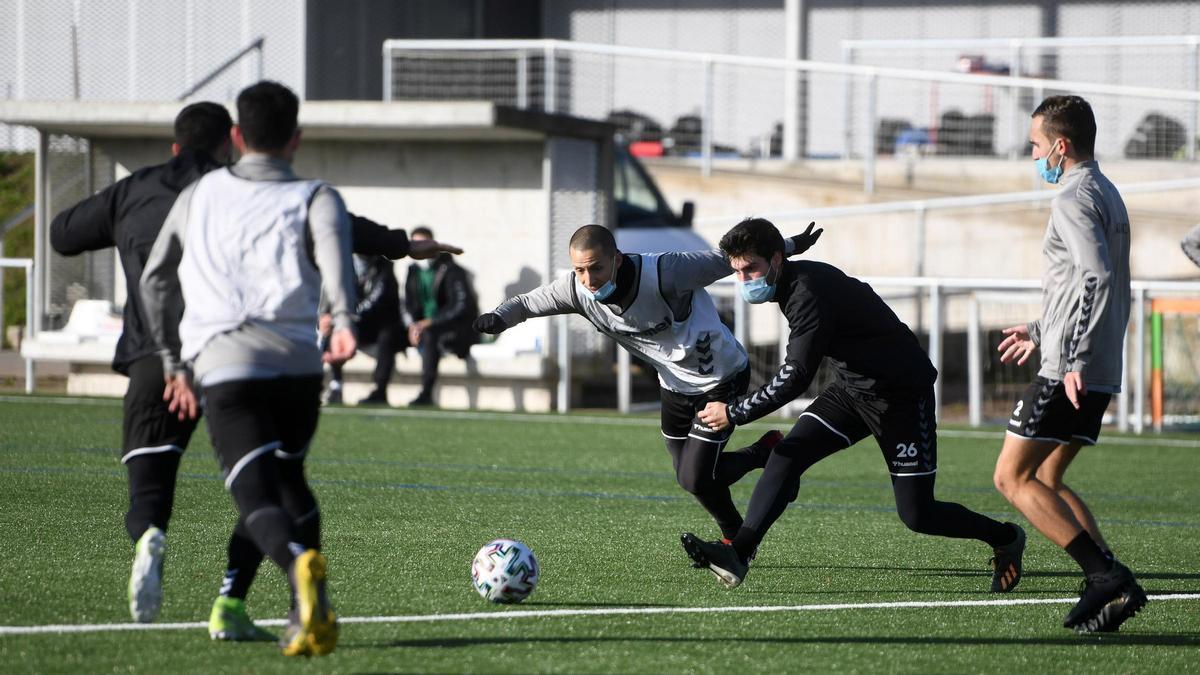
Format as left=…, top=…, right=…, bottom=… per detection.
left=681, top=218, right=1024, bottom=593
left=141, top=80, right=351, bottom=657
left=992, top=95, right=1145, bottom=633
left=473, top=223, right=820, bottom=544
left=50, top=101, right=458, bottom=637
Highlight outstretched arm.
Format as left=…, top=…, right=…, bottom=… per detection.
left=661, top=222, right=823, bottom=295
left=474, top=274, right=579, bottom=334
left=347, top=214, right=463, bottom=260
left=50, top=180, right=122, bottom=255
left=349, top=214, right=409, bottom=259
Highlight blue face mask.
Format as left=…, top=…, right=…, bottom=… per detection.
left=739, top=263, right=777, bottom=304
left=1035, top=143, right=1065, bottom=184
left=590, top=256, right=619, bottom=302
left=592, top=278, right=617, bottom=302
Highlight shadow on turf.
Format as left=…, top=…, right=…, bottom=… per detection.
left=766, top=564, right=1200, bottom=582
left=351, top=632, right=1200, bottom=650
left=521, top=601, right=679, bottom=608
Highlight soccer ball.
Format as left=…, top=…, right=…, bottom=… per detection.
left=471, top=538, right=539, bottom=603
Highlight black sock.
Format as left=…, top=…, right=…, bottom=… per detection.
left=244, top=506, right=299, bottom=570
left=993, top=522, right=1021, bottom=549
left=731, top=526, right=760, bottom=563
left=666, top=437, right=744, bottom=540
left=891, top=475, right=1016, bottom=547
left=293, top=506, right=321, bottom=551
left=979, top=520, right=1019, bottom=549
left=124, top=452, right=182, bottom=542
left=221, top=526, right=265, bottom=600
left=1066, top=531, right=1112, bottom=576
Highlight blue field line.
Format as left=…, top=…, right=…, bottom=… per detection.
left=3, top=395, right=1200, bottom=448
left=4, top=437, right=1173, bottom=505
left=299, top=457, right=1170, bottom=505
left=1, top=450, right=1180, bottom=507
left=0, top=440, right=1181, bottom=507
left=1, top=464, right=1198, bottom=531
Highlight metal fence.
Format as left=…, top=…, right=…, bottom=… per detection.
left=561, top=275, right=1200, bottom=433
left=0, top=0, right=302, bottom=152
left=841, top=34, right=1200, bottom=162
left=33, top=133, right=119, bottom=333
left=383, top=39, right=1200, bottom=191
left=841, top=35, right=1200, bottom=92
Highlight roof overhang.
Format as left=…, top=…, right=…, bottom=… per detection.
left=0, top=100, right=614, bottom=143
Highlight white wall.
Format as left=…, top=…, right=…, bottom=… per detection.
left=294, top=140, right=551, bottom=323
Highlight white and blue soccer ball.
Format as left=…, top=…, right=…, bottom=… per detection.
left=471, top=538, right=539, bottom=603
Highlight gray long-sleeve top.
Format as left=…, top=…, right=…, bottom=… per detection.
left=493, top=249, right=742, bottom=326
left=1182, top=223, right=1200, bottom=268
left=1026, top=160, right=1130, bottom=391
left=492, top=238, right=801, bottom=330
left=140, top=154, right=355, bottom=386
left=490, top=248, right=750, bottom=393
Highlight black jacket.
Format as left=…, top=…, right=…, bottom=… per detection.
left=404, top=254, right=480, bottom=358
left=354, top=255, right=404, bottom=345
left=726, top=260, right=937, bottom=426
left=50, top=149, right=411, bottom=375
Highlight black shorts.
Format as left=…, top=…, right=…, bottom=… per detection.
left=121, top=355, right=198, bottom=464
left=660, top=366, right=751, bottom=445
left=201, top=376, right=323, bottom=490
left=1006, top=376, right=1112, bottom=446
left=799, top=383, right=938, bottom=477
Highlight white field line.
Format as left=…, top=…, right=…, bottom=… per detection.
left=3, top=395, right=1199, bottom=448
left=2, top=594, right=1198, bottom=636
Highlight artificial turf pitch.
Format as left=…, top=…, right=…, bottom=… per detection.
left=1, top=395, right=1197, bottom=673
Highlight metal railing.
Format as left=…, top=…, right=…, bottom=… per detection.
left=178, top=36, right=264, bottom=101
left=840, top=34, right=1200, bottom=161
left=558, top=274, right=1200, bottom=434
left=382, top=39, right=1200, bottom=191
left=0, top=257, right=35, bottom=393
left=696, top=176, right=1200, bottom=281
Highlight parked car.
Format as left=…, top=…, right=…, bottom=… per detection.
left=613, top=143, right=706, bottom=253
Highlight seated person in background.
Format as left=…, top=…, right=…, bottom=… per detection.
left=321, top=254, right=408, bottom=405
left=404, top=226, right=480, bottom=407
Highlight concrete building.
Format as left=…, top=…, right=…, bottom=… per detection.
left=0, top=99, right=613, bottom=410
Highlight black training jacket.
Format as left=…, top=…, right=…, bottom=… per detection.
left=726, top=260, right=937, bottom=426
left=403, top=254, right=480, bottom=358
left=50, top=149, right=410, bottom=375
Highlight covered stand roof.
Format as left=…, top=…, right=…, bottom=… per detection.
left=0, top=100, right=613, bottom=143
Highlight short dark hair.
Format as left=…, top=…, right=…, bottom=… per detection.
left=236, top=80, right=299, bottom=151
left=411, top=226, right=433, bottom=239
left=173, top=102, right=232, bottom=154
left=568, top=224, right=616, bottom=256
left=719, top=217, right=784, bottom=261
left=1032, top=95, right=1096, bottom=157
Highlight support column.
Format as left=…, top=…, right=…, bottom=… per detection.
left=783, top=0, right=806, bottom=161
left=34, top=130, right=47, bottom=335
